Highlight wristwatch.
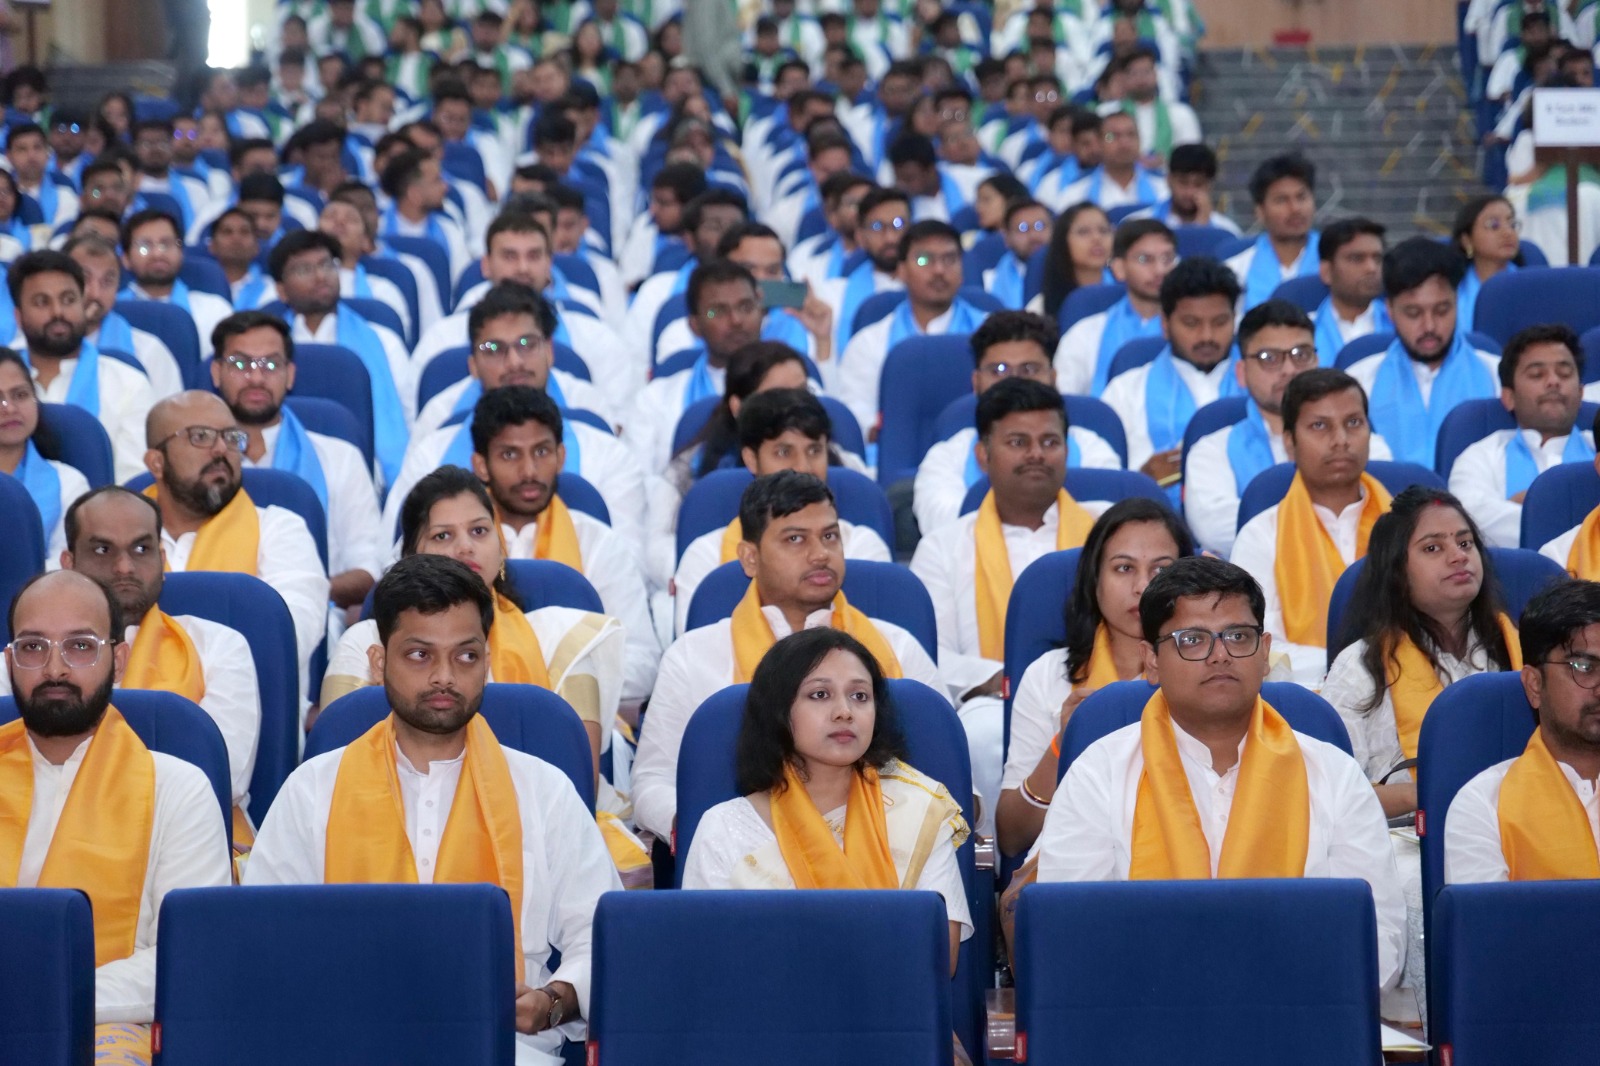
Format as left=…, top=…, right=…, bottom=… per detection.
left=542, top=984, right=569, bottom=1030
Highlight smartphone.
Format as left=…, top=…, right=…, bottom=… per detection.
left=760, top=278, right=808, bottom=310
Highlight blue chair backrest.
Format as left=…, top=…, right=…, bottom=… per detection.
left=684, top=559, right=939, bottom=661
left=668, top=393, right=865, bottom=460
left=177, top=255, right=233, bottom=302
left=851, top=289, right=908, bottom=335
left=1105, top=203, right=1150, bottom=224
left=441, top=140, right=489, bottom=191
left=1236, top=460, right=1445, bottom=531
left=362, top=557, right=604, bottom=623
left=650, top=293, right=688, bottom=361
left=1015, top=879, right=1381, bottom=1066
left=306, top=683, right=596, bottom=811
left=1057, top=282, right=1124, bottom=333
left=158, top=572, right=301, bottom=827
left=591, top=890, right=952, bottom=1066
left=1172, top=225, right=1235, bottom=259
left=124, top=468, right=329, bottom=572
left=0, top=473, right=43, bottom=642
left=1179, top=395, right=1248, bottom=483
left=1058, top=680, right=1353, bottom=777
left=553, top=253, right=601, bottom=297
left=1432, top=881, right=1600, bottom=1063
left=154, top=884, right=516, bottom=1065
left=1333, top=331, right=1394, bottom=370
left=15, top=192, right=43, bottom=225
left=675, top=466, right=895, bottom=562
left=0, top=690, right=233, bottom=848
left=0, top=888, right=93, bottom=1066
left=1434, top=398, right=1600, bottom=478
left=383, top=236, right=452, bottom=312
left=283, top=395, right=373, bottom=470
left=930, top=393, right=1130, bottom=467
left=1000, top=549, right=1080, bottom=758
left=550, top=472, right=612, bottom=526
left=1212, top=234, right=1254, bottom=259
left=1521, top=460, right=1600, bottom=550
left=140, top=190, right=185, bottom=224
left=1576, top=324, right=1600, bottom=385
left=960, top=467, right=1169, bottom=516
left=1104, top=336, right=1166, bottom=382
left=285, top=344, right=375, bottom=465
left=964, top=230, right=1007, bottom=277
left=38, top=403, right=114, bottom=487
left=1270, top=274, right=1331, bottom=312
left=359, top=255, right=421, bottom=348
left=1325, top=547, right=1567, bottom=665
left=114, top=300, right=202, bottom=389
left=416, top=346, right=593, bottom=408
left=1475, top=266, right=1600, bottom=341
left=1518, top=239, right=1549, bottom=266
left=875, top=334, right=985, bottom=486
left=652, top=241, right=691, bottom=276
left=340, top=295, right=406, bottom=342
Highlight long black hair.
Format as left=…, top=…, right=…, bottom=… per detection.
left=1063, top=499, right=1195, bottom=684
left=1348, top=486, right=1513, bottom=713
left=734, top=628, right=910, bottom=796
left=397, top=465, right=523, bottom=610
left=1039, top=201, right=1110, bottom=320
left=0, top=347, right=59, bottom=460
left=678, top=340, right=809, bottom=478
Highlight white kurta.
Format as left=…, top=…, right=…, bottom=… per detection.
left=1542, top=523, right=1584, bottom=569
left=245, top=422, right=388, bottom=583
left=31, top=353, right=154, bottom=483
left=1445, top=754, right=1600, bottom=883
left=1100, top=356, right=1234, bottom=471
left=1344, top=349, right=1502, bottom=413
left=1055, top=170, right=1170, bottom=212
left=290, top=309, right=418, bottom=425
left=835, top=304, right=965, bottom=434
left=622, top=362, right=728, bottom=478
left=87, top=321, right=182, bottom=403
left=1033, top=717, right=1407, bottom=989
left=1053, top=306, right=1154, bottom=397
left=999, top=647, right=1074, bottom=794
left=1448, top=428, right=1594, bottom=551
left=911, top=426, right=1122, bottom=536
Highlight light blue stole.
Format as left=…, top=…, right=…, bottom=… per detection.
left=1313, top=296, right=1391, bottom=367
left=271, top=406, right=329, bottom=513
left=1369, top=331, right=1497, bottom=468
left=1093, top=297, right=1162, bottom=393
left=937, top=167, right=969, bottom=217
left=35, top=179, right=58, bottom=224
left=1456, top=262, right=1515, bottom=335
left=166, top=279, right=193, bottom=315
left=989, top=254, right=1026, bottom=309
left=14, top=441, right=60, bottom=539
left=1143, top=346, right=1243, bottom=453
left=235, top=265, right=269, bottom=309
left=760, top=309, right=811, bottom=354
left=96, top=313, right=134, bottom=360
left=0, top=282, right=18, bottom=343
left=161, top=170, right=196, bottom=230
left=1241, top=231, right=1321, bottom=309
left=1505, top=429, right=1595, bottom=497
left=1223, top=399, right=1276, bottom=492
left=837, top=259, right=883, bottom=355
left=351, top=263, right=373, bottom=299
left=1085, top=165, right=1159, bottom=208
left=22, top=337, right=106, bottom=417
left=667, top=258, right=697, bottom=298
left=329, top=303, right=407, bottom=486
left=886, top=297, right=987, bottom=352
left=380, top=203, right=448, bottom=249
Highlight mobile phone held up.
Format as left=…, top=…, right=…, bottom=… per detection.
left=760, top=279, right=808, bottom=310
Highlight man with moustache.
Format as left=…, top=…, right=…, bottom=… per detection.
left=119, top=210, right=234, bottom=360
left=0, top=569, right=230, bottom=1063
left=1312, top=218, right=1391, bottom=364
left=63, top=234, right=186, bottom=402
left=817, top=185, right=908, bottom=360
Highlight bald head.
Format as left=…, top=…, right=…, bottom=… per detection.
left=146, top=390, right=235, bottom=449
left=144, top=390, right=245, bottom=521
left=7, top=569, right=127, bottom=741
left=10, top=569, right=120, bottom=641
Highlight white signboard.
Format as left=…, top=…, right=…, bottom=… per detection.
left=1533, top=88, right=1600, bottom=147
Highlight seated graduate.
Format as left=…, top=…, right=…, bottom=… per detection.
left=1322, top=487, right=1520, bottom=821
left=1230, top=369, right=1392, bottom=685
left=0, top=570, right=230, bottom=1064
left=996, top=498, right=1194, bottom=858
left=1447, top=579, right=1600, bottom=883
left=672, top=388, right=890, bottom=635
left=1050, top=218, right=1176, bottom=397
left=680, top=627, right=972, bottom=968
left=246, top=554, right=622, bottom=1062
left=1033, top=556, right=1406, bottom=990
left=1451, top=323, right=1592, bottom=550
left=1223, top=153, right=1321, bottom=311
left=1311, top=217, right=1390, bottom=363
left=631, top=471, right=944, bottom=843
left=0, top=346, right=89, bottom=558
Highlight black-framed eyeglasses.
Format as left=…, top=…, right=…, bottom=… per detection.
left=154, top=425, right=249, bottom=452
left=1157, top=625, right=1264, bottom=661
left=1544, top=656, right=1600, bottom=689
left=1245, top=344, right=1318, bottom=369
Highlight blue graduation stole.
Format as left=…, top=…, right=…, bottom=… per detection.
left=1093, top=297, right=1162, bottom=393
left=329, top=303, right=408, bottom=485
left=990, top=254, right=1026, bottom=310
left=380, top=203, right=448, bottom=249
left=351, top=262, right=374, bottom=300
left=22, top=337, right=106, bottom=417
left=886, top=297, right=987, bottom=351
left=1369, top=331, right=1497, bottom=467
left=5, top=215, right=30, bottom=250
left=1505, top=429, right=1595, bottom=497
left=161, top=169, right=196, bottom=230
left=1143, top=346, right=1242, bottom=452
left=272, top=406, right=329, bottom=513
left=761, top=309, right=811, bottom=353
left=677, top=353, right=720, bottom=412
left=1313, top=296, right=1391, bottom=367
left=1224, top=399, right=1276, bottom=493
left=837, top=258, right=882, bottom=354
left=166, top=279, right=193, bottom=315
left=937, top=167, right=969, bottom=217
left=1456, top=262, right=1515, bottom=335
left=34, top=179, right=58, bottom=223
left=97, top=312, right=134, bottom=359
left=235, top=265, right=269, bottom=310
left=667, top=258, right=697, bottom=298
left=0, top=280, right=16, bottom=342
left=1241, top=231, right=1321, bottom=309
left=14, top=440, right=60, bottom=538
left=1084, top=165, right=1159, bottom=207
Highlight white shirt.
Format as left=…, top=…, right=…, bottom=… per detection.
left=244, top=423, right=387, bottom=582
left=1129, top=99, right=1202, bottom=153
left=1445, top=753, right=1600, bottom=883
left=88, top=320, right=183, bottom=402
left=340, top=267, right=410, bottom=341
left=245, top=739, right=622, bottom=1065
left=836, top=303, right=966, bottom=433
left=1449, top=428, right=1594, bottom=550
left=1230, top=489, right=1375, bottom=686
left=912, top=426, right=1122, bottom=537
left=128, top=284, right=233, bottom=359
left=631, top=608, right=946, bottom=840
left=1033, top=717, right=1407, bottom=989
left=1052, top=305, right=1159, bottom=396
left=1056, top=169, right=1170, bottom=212
left=1542, top=523, right=1584, bottom=570
left=290, top=310, right=417, bottom=426
left=1344, top=348, right=1502, bottom=411
left=1000, top=647, right=1075, bottom=794
left=1100, top=355, right=1235, bottom=473
left=31, top=353, right=154, bottom=483
left=910, top=501, right=1110, bottom=701
left=15, top=735, right=230, bottom=1023
left=1322, top=635, right=1503, bottom=783
left=501, top=512, right=661, bottom=704
left=622, top=362, right=729, bottom=478
left=1225, top=241, right=1314, bottom=306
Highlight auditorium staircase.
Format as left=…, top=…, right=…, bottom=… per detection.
left=1190, top=43, right=1486, bottom=238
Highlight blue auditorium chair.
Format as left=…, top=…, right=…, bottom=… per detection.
left=1103, top=335, right=1166, bottom=382
left=591, top=891, right=952, bottom=1066
left=0, top=889, right=93, bottom=1066
left=1172, top=225, right=1235, bottom=259
left=930, top=393, right=1130, bottom=468
left=384, top=475, right=610, bottom=538
left=1573, top=324, right=1600, bottom=385
left=963, top=231, right=1007, bottom=276
left=1270, top=274, right=1331, bottom=313
left=1015, top=879, right=1382, bottom=1066
left=442, top=140, right=489, bottom=192
left=306, top=683, right=595, bottom=810
left=1057, top=282, right=1124, bottom=333
left=1434, top=397, right=1600, bottom=479
left=360, top=255, right=421, bottom=347
left=684, top=559, right=939, bottom=660
left=876, top=334, right=981, bottom=486
left=158, top=572, right=301, bottom=827
left=1000, top=549, right=1080, bottom=759
left=1432, top=882, right=1600, bottom=1064
left=361, top=558, right=605, bottom=626
left=1474, top=266, right=1600, bottom=341
left=674, top=467, right=895, bottom=562
left=1521, top=461, right=1600, bottom=550
left=384, top=235, right=452, bottom=310
left=38, top=403, right=114, bottom=487
left=176, top=254, right=232, bottom=301
left=850, top=286, right=1002, bottom=335
left=1236, top=460, right=1444, bottom=531
left=1179, top=395, right=1249, bottom=484
left=0, top=473, right=44, bottom=642
left=668, top=393, right=865, bottom=461
left=418, top=344, right=595, bottom=416
left=672, top=679, right=986, bottom=1062
left=553, top=253, right=601, bottom=299
left=155, top=884, right=516, bottom=1065
left=283, top=395, right=372, bottom=470
left=125, top=468, right=329, bottom=572
left=285, top=343, right=375, bottom=464
left=1334, top=332, right=1394, bottom=370
left=114, top=300, right=202, bottom=390
left=959, top=468, right=1168, bottom=516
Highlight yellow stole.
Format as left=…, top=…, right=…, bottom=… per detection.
left=123, top=607, right=206, bottom=704
left=0, top=707, right=155, bottom=965
left=488, top=592, right=553, bottom=689
left=974, top=489, right=1095, bottom=660
left=1273, top=472, right=1390, bottom=647
left=143, top=484, right=261, bottom=574
left=1565, top=506, right=1600, bottom=579
left=1128, top=692, right=1310, bottom=880
left=728, top=581, right=903, bottom=683
left=531, top=495, right=584, bottom=572
left=718, top=517, right=743, bottom=564
left=325, top=714, right=527, bottom=982
left=1497, top=729, right=1600, bottom=879
left=769, top=764, right=900, bottom=889
left=1080, top=624, right=1136, bottom=691
left=1388, top=613, right=1521, bottom=764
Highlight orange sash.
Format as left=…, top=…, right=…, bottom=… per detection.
left=1080, top=624, right=1136, bottom=691
left=728, top=581, right=902, bottom=683
left=0, top=706, right=155, bottom=965
left=143, top=484, right=260, bottom=574
left=974, top=489, right=1094, bottom=660
left=488, top=592, right=553, bottom=689
left=122, top=607, right=206, bottom=704
left=770, top=764, right=899, bottom=889
left=1128, top=692, right=1310, bottom=879
left=325, top=714, right=527, bottom=982
left=1389, top=613, right=1521, bottom=764
left=718, top=517, right=743, bottom=564
left=1497, top=728, right=1600, bottom=879
left=1565, top=506, right=1600, bottom=579
left=1273, top=472, right=1390, bottom=647
left=532, top=495, right=584, bottom=572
